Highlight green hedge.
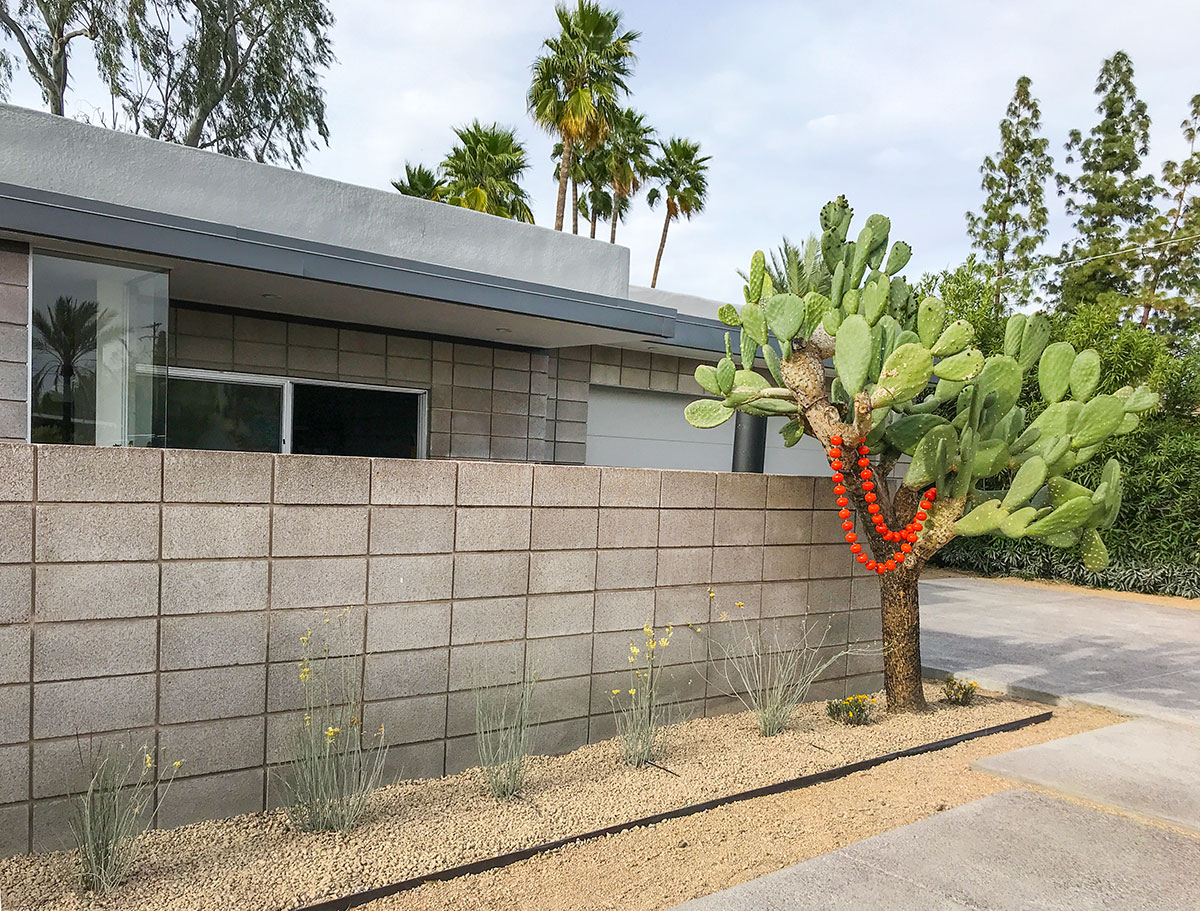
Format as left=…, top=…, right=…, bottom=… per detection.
left=936, top=415, right=1200, bottom=599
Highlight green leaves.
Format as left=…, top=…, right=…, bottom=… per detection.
left=717, top=304, right=741, bottom=327
left=917, top=296, right=946, bottom=347
left=833, top=314, right=872, bottom=397
left=872, top=343, right=933, bottom=408
left=764, top=293, right=804, bottom=343
left=933, top=347, right=985, bottom=381
left=1068, top=348, right=1101, bottom=401
left=741, top=303, right=768, bottom=346
left=955, top=500, right=1007, bottom=536
left=716, top=357, right=735, bottom=395
left=685, top=399, right=735, bottom=428
left=1002, top=456, right=1047, bottom=511
left=1071, top=394, right=1125, bottom=449
left=1037, top=341, right=1076, bottom=404
left=930, top=319, right=975, bottom=356
left=694, top=365, right=721, bottom=395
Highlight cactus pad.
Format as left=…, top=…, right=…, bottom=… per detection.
left=1037, top=341, right=1075, bottom=404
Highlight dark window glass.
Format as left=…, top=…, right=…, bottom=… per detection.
left=291, top=383, right=419, bottom=458
left=165, top=378, right=283, bottom=452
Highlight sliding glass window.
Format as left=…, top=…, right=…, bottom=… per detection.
left=30, top=253, right=168, bottom=446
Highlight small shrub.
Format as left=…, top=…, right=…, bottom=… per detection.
left=282, top=616, right=388, bottom=832
left=942, top=675, right=979, bottom=705
left=698, top=592, right=864, bottom=736
left=70, top=747, right=181, bottom=894
left=611, top=623, right=672, bottom=767
left=826, top=694, right=876, bottom=726
left=475, top=677, right=538, bottom=799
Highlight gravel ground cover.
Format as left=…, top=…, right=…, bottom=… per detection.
left=0, top=685, right=1112, bottom=911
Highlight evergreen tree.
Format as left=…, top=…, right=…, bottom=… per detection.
left=966, top=76, right=1053, bottom=312
left=1056, top=51, right=1160, bottom=310
left=1130, top=94, right=1200, bottom=330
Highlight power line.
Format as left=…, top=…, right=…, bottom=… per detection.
left=1010, top=229, right=1200, bottom=277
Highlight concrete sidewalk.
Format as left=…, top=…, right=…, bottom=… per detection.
left=673, top=790, right=1200, bottom=910
left=920, top=576, right=1200, bottom=724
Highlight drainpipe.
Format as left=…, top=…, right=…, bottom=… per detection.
left=731, top=412, right=766, bottom=473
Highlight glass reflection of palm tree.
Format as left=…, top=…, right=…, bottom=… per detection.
left=32, top=296, right=106, bottom=443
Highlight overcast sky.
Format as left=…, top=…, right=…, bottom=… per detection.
left=6, top=0, right=1200, bottom=304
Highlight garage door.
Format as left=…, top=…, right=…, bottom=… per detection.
left=585, top=386, right=828, bottom=475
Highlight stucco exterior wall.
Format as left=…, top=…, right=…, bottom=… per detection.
left=0, top=105, right=630, bottom=299
left=0, top=443, right=882, bottom=856
left=0, top=242, right=27, bottom=443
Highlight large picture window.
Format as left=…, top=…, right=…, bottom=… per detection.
left=30, top=254, right=168, bottom=446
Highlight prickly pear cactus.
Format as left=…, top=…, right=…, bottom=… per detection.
left=681, top=198, right=1157, bottom=711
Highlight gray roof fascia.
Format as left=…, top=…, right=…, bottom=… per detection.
left=0, top=181, right=676, bottom=339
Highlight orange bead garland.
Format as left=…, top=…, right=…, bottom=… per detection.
left=826, top=435, right=936, bottom=576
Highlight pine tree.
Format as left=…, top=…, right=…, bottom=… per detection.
left=1130, top=94, right=1200, bottom=330
left=1056, top=51, right=1160, bottom=310
left=966, top=76, right=1054, bottom=312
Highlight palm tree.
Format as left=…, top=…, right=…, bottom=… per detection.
left=603, top=107, right=655, bottom=244
left=527, top=1, right=639, bottom=231
left=551, top=139, right=589, bottom=234
left=439, top=121, right=535, bottom=222
left=31, top=296, right=103, bottom=444
left=646, top=137, right=711, bottom=287
left=392, top=163, right=444, bottom=200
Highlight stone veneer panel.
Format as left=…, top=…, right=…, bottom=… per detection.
left=0, top=444, right=876, bottom=856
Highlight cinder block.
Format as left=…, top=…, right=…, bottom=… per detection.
left=658, top=509, right=715, bottom=547
left=0, top=504, right=31, bottom=562
left=0, top=684, right=30, bottom=744
left=163, top=448, right=274, bottom=504
left=530, top=717, right=588, bottom=758
left=590, top=362, right=620, bottom=385
left=767, top=475, right=814, bottom=509
left=388, top=336, right=433, bottom=360
left=714, top=510, right=765, bottom=546
left=716, top=473, right=768, bottom=509
left=760, top=580, right=810, bottom=617
left=31, top=797, right=77, bottom=853
left=444, top=734, right=480, bottom=775
left=766, top=509, right=813, bottom=545
left=0, top=564, right=31, bottom=624
left=274, top=454, right=370, bottom=504
left=455, top=507, right=531, bottom=551
left=451, top=597, right=526, bottom=645
left=158, top=769, right=264, bottom=828
left=0, top=802, right=29, bottom=858
left=811, top=509, right=849, bottom=544
left=597, top=507, right=658, bottom=549
left=34, top=562, right=157, bottom=622
left=34, top=673, right=156, bottom=737
left=0, top=323, right=24, bottom=363
left=368, top=554, right=453, bottom=603
left=0, top=275, right=27, bottom=323
left=0, top=744, right=30, bottom=804
left=450, top=434, right=491, bottom=459
left=161, top=560, right=268, bottom=614
left=33, top=618, right=156, bottom=682
left=387, top=356, right=432, bottom=385
left=448, top=641, right=525, bottom=689
left=162, top=504, right=270, bottom=559
left=656, top=547, right=712, bottom=587
left=808, top=578, right=852, bottom=613
left=0, top=625, right=29, bottom=684
left=288, top=322, right=337, bottom=349
left=159, top=665, right=266, bottom=724
left=660, top=471, right=716, bottom=509
left=809, top=543, right=852, bottom=578
left=339, top=351, right=386, bottom=379
left=287, top=345, right=338, bottom=376
left=451, top=411, right=490, bottom=436
left=707, top=582, right=762, bottom=619
left=599, top=467, right=660, bottom=507
left=763, top=544, right=810, bottom=581
left=525, top=634, right=590, bottom=681
left=267, top=654, right=361, bottom=712
left=175, top=307, right=233, bottom=338
left=487, top=437, right=526, bottom=461
left=654, top=585, right=711, bottom=628
left=272, top=506, right=368, bottom=557
left=36, top=445, right=161, bottom=502
left=160, top=612, right=267, bottom=670
left=157, top=716, right=265, bottom=778
left=849, top=577, right=880, bottom=611
left=35, top=503, right=159, bottom=562
left=456, top=460, right=533, bottom=506
left=591, top=630, right=648, bottom=674
left=532, top=464, right=600, bottom=507
left=528, top=549, right=596, bottom=594
left=234, top=315, right=287, bottom=345
left=530, top=675, right=591, bottom=724
left=365, top=602, right=450, bottom=653
left=29, top=728, right=154, bottom=799
left=493, top=391, right=531, bottom=415
left=595, top=548, right=657, bottom=590
left=234, top=340, right=286, bottom=371
left=594, top=588, right=655, bottom=632
left=0, top=360, right=24, bottom=401
left=452, top=552, right=528, bottom=599
left=526, top=592, right=594, bottom=638
left=364, top=693, right=447, bottom=746
left=341, top=329, right=386, bottom=355
left=382, top=740, right=444, bottom=782
left=711, top=545, right=765, bottom=583
left=272, top=556, right=367, bottom=609
left=530, top=507, right=598, bottom=550
left=267, top=608, right=365, bottom=663
left=553, top=441, right=586, bottom=464
left=370, top=505, right=455, bottom=554
left=364, top=647, right=449, bottom=700
left=849, top=608, right=883, bottom=643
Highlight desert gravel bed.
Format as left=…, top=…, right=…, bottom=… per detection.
left=0, top=685, right=1086, bottom=911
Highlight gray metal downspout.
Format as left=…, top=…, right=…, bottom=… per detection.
left=731, top=412, right=767, bottom=473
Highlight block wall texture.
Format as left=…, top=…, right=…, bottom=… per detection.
left=0, top=242, right=28, bottom=444
left=0, top=443, right=882, bottom=856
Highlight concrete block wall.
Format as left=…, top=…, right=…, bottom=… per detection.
left=0, top=242, right=28, bottom=443
left=0, top=443, right=882, bottom=857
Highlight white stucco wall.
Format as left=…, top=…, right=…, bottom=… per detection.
left=0, top=104, right=630, bottom=297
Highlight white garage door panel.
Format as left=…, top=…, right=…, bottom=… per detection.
left=586, top=386, right=827, bottom=475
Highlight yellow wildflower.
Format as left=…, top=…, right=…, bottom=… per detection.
left=144, top=753, right=153, bottom=771
left=173, top=760, right=183, bottom=770
left=719, top=611, right=729, bottom=621
left=325, top=726, right=340, bottom=742
left=304, top=714, right=311, bottom=727
left=659, top=638, right=669, bottom=648
left=628, top=688, right=636, bottom=695
left=612, top=689, right=621, bottom=695
left=736, top=601, right=745, bottom=610
left=707, top=588, right=715, bottom=599
left=630, top=645, right=640, bottom=657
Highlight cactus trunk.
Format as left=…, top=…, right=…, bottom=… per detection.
left=880, top=572, right=927, bottom=712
